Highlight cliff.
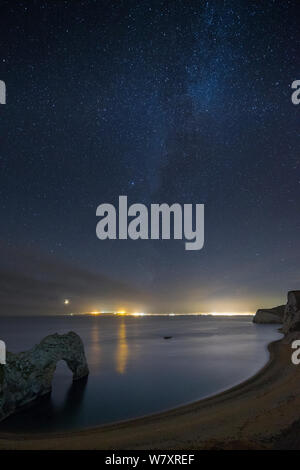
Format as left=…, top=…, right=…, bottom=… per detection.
left=253, top=291, right=300, bottom=335
left=0, top=331, right=89, bottom=422
left=282, top=291, right=300, bottom=334
left=253, top=305, right=285, bottom=324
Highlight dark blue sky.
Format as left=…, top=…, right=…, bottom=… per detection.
left=0, top=0, right=299, bottom=314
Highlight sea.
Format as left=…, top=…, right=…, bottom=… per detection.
left=0, top=314, right=282, bottom=432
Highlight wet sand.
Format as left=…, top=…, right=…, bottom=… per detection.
left=0, top=336, right=299, bottom=450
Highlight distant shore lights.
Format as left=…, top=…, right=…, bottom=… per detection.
left=70, top=311, right=254, bottom=317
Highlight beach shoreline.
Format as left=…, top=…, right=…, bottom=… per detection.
left=0, top=335, right=299, bottom=450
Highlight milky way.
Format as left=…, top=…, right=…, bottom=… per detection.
left=0, top=1, right=299, bottom=314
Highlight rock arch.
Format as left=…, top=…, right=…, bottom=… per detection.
left=0, top=331, right=89, bottom=422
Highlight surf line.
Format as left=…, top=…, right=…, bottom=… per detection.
left=96, top=196, right=204, bottom=251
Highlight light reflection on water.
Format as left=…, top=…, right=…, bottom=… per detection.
left=115, top=319, right=128, bottom=374
left=0, top=315, right=281, bottom=432
left=91, top=320, right=101, bottom=366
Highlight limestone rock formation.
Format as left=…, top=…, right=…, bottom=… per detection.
left=282, top=291, right=300, bottom=334
left=0, top=331, right=89, bottom=422
left=253, top=291, right=300, bottom=335
left=253, top=305, right=285, bottom=324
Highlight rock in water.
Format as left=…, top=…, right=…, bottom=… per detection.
left=0, top=331, right=89, bottom=422
left=253, top=305, right=285, bottom=324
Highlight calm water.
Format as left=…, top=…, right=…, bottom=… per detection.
left=0, top=315, right=281, bottom=432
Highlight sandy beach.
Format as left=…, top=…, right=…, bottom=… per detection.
left=0, top=335, right=299, bottom=450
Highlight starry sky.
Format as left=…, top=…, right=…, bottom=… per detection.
left=0, top=0, right=299, bottom=315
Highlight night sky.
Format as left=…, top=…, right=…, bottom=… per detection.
left=0, top=0, right=299, bottom=315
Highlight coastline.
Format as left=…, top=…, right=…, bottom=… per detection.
left=0, top=335, right=299, bottom=450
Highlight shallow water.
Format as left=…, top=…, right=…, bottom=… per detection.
left=0, top=315, right=281, bottom=432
